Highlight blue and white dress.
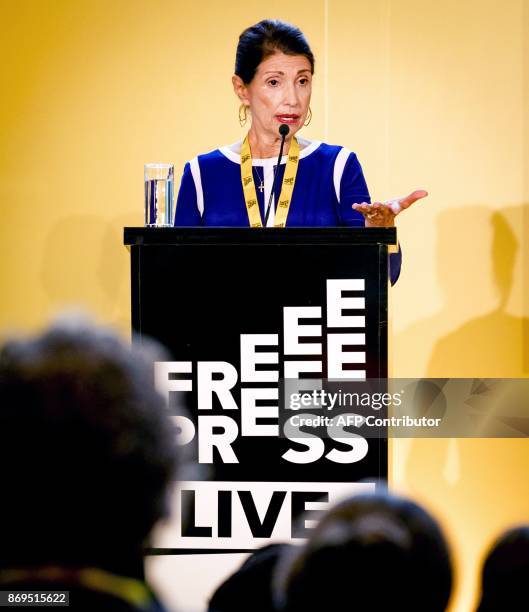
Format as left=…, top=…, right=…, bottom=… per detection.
left=174, top=137, right=401, bottom=283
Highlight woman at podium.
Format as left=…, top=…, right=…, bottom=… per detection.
left=174, top=19, right=426, bottom=283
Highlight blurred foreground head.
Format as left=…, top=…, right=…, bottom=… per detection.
left=209, top=543, right=291, bottom=612
left=477, top=525, right=529, bottom=611
left=0, top=315, right=179, bottom=574
left=275, top=490, right=453, bottom=612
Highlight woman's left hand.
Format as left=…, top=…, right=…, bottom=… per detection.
left=352, top=189, right=428, bottom=227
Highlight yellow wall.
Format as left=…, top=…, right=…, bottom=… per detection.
left=1, top=1, right=528, bottom=611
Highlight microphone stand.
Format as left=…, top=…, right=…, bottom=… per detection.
left=263, top=124, right=290, bottom=226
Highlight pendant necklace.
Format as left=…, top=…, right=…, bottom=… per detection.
left=255, top=166, right=265, bottom=194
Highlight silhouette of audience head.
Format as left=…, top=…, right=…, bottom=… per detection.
left=0, top=316, right=179, bottom=578
left=274, top=490, right=453, bottom=612
left=208, top=543, right=290, bottom=612
left=476, top=525, right=529, bottom=611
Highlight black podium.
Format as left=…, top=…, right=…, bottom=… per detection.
left=124, top=227, right=396, bottom=553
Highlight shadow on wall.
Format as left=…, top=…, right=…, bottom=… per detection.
left=396, top=204, right=529, bottom=379
left=428, top=207, right=529, bottom=377
left=39, top=214, right=134, bottom=333
left=396, top=203, right=529, bottom=494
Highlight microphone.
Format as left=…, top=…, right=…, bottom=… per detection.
left=278, top=123, right=290, bottom=138
left=264, top=124, right=290, bottom=226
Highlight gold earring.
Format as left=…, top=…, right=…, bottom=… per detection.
left=239, top=104, right=249, bottom=127
left=304, top=106, right=312, bottom=127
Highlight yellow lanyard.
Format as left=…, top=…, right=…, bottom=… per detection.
left=240, top=134, right=300, bottom=227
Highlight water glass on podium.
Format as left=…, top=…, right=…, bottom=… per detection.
left=144, top=163, right=174, bottom=226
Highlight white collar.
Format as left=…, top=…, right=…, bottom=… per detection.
left=219, top=137, right=321, bottom=166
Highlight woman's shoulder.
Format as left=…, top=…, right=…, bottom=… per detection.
left=186, top=147, right=232, bottom=166
left=310, top=140, right=359, bottom=160
left=300, top=141, right=363, bottom=179
left=180, top=146, right=237, bottom=180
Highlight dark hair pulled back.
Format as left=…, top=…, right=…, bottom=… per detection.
left=235, top=19, right=315, bottom=84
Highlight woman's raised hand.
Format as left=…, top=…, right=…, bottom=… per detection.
left=352, top=190, right=428, bottom=227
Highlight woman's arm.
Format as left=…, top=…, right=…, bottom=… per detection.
left=337, top=151, right=402, bottom=285
left=174, top=162, right=203, bottom=226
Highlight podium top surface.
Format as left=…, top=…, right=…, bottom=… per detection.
left=124, top=227, right=397, bottom=246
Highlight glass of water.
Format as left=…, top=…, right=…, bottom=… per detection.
left=144, top=163, right=174, bottom=226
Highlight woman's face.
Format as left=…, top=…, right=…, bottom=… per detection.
left=234, top=52, right=312, bottom=138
